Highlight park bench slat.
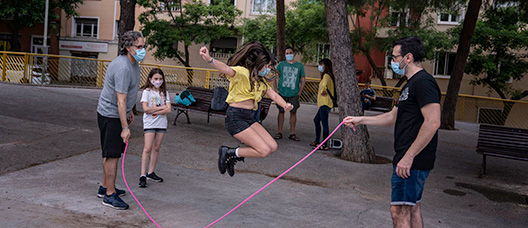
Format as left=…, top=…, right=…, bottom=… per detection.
left=476, top=124, right=528, bottom=176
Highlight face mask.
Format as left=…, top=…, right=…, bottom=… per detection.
left=259, top=67, right=271, bottom=77
left=285, top=54, right=294, bottom=61
left=151, top=80, right=163, bottom=88
left=133, top=48, right=146, bottom=62
left=391, top=55, right=408, bottom=75
left=318, top=65, right=324, bottom=73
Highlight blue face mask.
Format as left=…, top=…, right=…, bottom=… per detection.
left=391, top=55, right=407, bottom=75
left=259, top=67, right=271, bottom=77
left=133, top=48, right=146, bottom=62
left=318, top=65, right=324, bottom=73
left=285, top=54, right=294, bottom=61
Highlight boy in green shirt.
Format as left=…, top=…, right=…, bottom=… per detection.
left=274, top=47, right=306, bottom=141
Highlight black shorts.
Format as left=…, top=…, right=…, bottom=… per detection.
left=98, top=113, right=125, bottom=158
left=276, top=95, right=300, bottom=112
left=225, top=106, right=256, bottom=136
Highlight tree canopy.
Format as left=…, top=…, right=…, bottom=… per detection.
left=458, top=3, right=528, bottom=100
left=241, top=0, right=327, bottom=62
left=138, top=0, right=241, bottom=67
left=0, top=0, right=83, bottom=51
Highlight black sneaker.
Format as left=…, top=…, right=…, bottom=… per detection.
left=227, top=156, right=244, bottom=177
left=146, top=172, right=163, bottom=182
left=102, top=193, right=129, bottom=210
left=139, top=176, right=147, bottom=188
left=97, top=185, right=126, bottom=198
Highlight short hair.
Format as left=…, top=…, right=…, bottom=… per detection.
left=285, top=46, right=295, bottom=53
left=392, top=36, right=424, bottom=62
left=119, top=31, right=144, bottom=55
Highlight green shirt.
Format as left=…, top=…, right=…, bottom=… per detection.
left=277, top=61, right=305, bottom=97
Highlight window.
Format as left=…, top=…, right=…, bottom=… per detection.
left=434, top=52, right=456, bottom=77
left=210, top=0, right=235, bottom=5
left=210, top=37, right=237, bottom=59
left=160, top=0, right=181, bottom=12
left=74, top=18, right=98, bottom=38
left=438, top=11, right=463, bottom=24
left=251, top=0, right=276, bottom=14
left=389, top=8, right=408, bottom=27
left=316, top=43, right=330, bottom=63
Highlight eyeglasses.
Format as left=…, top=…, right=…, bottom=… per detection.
left=391, top=54, right=402, bottom=61
left=132, top=45, right=145, bottom=49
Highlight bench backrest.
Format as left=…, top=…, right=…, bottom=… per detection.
left=183, top=86, right=215, bottom=112
left=368, top=96, right=394, bottom=112
left=476, top=124, right=528, bottom=160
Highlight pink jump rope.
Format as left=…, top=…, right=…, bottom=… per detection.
left=122, top=120, right=354, bottom=228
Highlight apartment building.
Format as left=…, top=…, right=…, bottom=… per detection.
left=55, top=1, right=527, bottom=99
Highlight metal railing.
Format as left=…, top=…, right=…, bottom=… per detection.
left=2, top=51, right=527, bottom=129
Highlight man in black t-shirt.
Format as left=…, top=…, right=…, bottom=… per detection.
left=344, top=36, right=441, bottom=228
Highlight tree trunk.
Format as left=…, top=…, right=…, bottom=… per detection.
left=359, top=47, right=386, bottom=86
left=324, top=0, right=375, bottom=163
left=276, top=0, right=286, bottom=62
left=117, top=0, right=137, bottom=56
left=440, top=0, right=482, bottom=130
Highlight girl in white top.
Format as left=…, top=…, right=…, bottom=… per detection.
left=139, top=68, right=171, bottom=188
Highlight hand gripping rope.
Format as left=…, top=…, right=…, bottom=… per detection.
left=122, top=120, right=353, bottom=228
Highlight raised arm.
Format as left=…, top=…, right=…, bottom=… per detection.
left=199, top=46, right=235, bottom=77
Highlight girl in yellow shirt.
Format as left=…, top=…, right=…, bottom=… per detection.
left=199, top=41, right=293, bottom=177
left=312, top=58, right=335, bottom=150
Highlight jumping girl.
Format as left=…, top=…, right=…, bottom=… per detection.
left=139, top=68, right=171, bottom=187
left=199, top=41, right=293, bottom=177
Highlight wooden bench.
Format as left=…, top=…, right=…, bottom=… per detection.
left=476, top=124, right=528, bottom=176
left=171, top=86, right=272, bottom=125
left=367, top=96, right=394, bottom=112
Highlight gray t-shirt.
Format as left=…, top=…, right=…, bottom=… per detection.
left=97, top=55, right=140, bottom=118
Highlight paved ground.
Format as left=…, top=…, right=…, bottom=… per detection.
left=0, top=83, right=527, bottom=228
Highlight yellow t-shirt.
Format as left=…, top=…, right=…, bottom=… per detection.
left=226, top=66, right=270, bottom=110
left=317, top=73, right=334, bottom=108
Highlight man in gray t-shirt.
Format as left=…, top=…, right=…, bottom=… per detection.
left=96, top=31, right=145, bottom=210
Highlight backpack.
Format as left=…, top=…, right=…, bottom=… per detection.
left=210, top=87, right=229, bottom=111
left=326, top=79, right=338, bottom=108
left=175, top=90, right=196, bottom=106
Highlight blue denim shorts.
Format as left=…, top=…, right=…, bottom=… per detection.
left=391, top=166, right=431, bottom=206
left=144, top=128, right=167, bottom=133
left=225, top=106, right=256, bottom=136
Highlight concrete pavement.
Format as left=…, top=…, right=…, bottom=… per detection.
left=0, top=83, right=527, bottom=228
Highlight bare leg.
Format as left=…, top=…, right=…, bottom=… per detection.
left=289, top=111, right=297, bottom=135
left=148, top=132, right=165, bottom=173
left=102, top=158, right=107, bottom=187
left=141, top=133, right=155, bottom=176
left=277, top=111, right=285, bottom=134
left=391, top=205, right=412, bottom=228
left=234, top=123, right=277, bottom=158
left=103, top=157, right=119, bottom=195
left=410, top=202, right=423, bottom=228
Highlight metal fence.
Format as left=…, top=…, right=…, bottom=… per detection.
left=367, top=84, right=528, bottom=129
left=2, top=51, right=527, bottom=129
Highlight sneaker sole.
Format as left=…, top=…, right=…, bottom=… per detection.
left=146, top=177, right=163, bottom=182
left=101, top=201, right=129, bottom=210
left=97, top=192, right=125, bottom=198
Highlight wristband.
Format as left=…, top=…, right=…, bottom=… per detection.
left=123, top=127, right=129, bottom=130
left=208, top=58, right=217, bottom=66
